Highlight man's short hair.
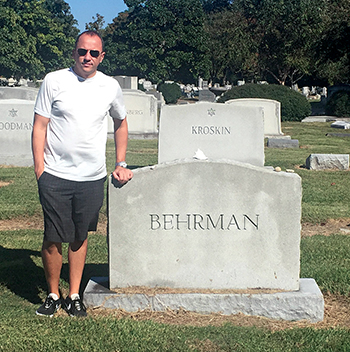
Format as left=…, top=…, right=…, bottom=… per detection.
left=75, top=30, right=104, bottom=51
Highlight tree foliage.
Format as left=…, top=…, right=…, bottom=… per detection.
left=314, top=0, right=350, bottom=85
left=0, top=0, right=78, bottom=80
left=234, top=0, right=327, bottom=86
left=102, top=0, right=208, bottom=83
left=325, top=90, right=350, bottom=117
left=2, top=0, right=350, bottom=86
left=200, top=0, right=232, bottom=13
left=103, top=0, right=348, bottom=86
left=85, top=13, right=105, bottom=34
left=157, top=82, right=182, bottom=104
left=204, top=9, right=257, bottom=85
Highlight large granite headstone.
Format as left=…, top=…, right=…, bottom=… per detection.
left=0, top=99, right=34, bottom=166
left=225, top=98, right=283, bottom=137
left=158, top=103, right=264, bottom=166
left=108, top=159, right=301, bottom=291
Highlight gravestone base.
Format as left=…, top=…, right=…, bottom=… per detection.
left=83, top=277, right=324, bottom=322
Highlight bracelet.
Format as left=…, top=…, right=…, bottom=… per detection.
left=115, top=161, right=127, bottom=168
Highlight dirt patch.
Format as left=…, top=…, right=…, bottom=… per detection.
left=0, top=213, right=108, bottom=232
left=0, top=181, right=12, bottom=188
left=0, top=214, right=44, bottom=231
left=301, top=218, right=350, bottom=237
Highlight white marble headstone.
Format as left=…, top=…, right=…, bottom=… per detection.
left=225, top=98, right=283, bottom=137
left=158, top=102, right=264, bottom=166
left=0, top=99, right=34, bottom=166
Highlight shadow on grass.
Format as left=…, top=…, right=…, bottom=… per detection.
left=0, top=245, right=47, bottom=304
left=0, top=245, right=108, bottom=303
left=81, top=263, right=109, bottom=295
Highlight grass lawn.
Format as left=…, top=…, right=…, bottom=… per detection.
left=0, top=122, right=350, bottom=351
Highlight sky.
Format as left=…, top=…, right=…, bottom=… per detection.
left=67, top=0, right=128, bottom=31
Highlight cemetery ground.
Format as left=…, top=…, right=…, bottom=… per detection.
left=0, top=122, right=350, bottom=351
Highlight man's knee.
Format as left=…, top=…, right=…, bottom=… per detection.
left=69, top=239, right=87, bottom=252
left=42, top=241, right=62, bottom=255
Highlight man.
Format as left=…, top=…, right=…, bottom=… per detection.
left=32, top=30, right=133, bottom=317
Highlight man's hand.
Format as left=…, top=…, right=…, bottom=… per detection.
left=112, top=166, right=133, bottom=185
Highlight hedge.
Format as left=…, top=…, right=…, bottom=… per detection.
left=218, top=84, right=311, bottom=122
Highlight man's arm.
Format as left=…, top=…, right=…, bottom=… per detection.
left=112, top=117, right=133, bottom=184
left=32, top=113, right=50, bottom=180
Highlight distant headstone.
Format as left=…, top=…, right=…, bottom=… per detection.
left=302, top=86, right=310, bottom=97
left=225, top=98, right=283, bottom=137
left=267, top=138, right=299, bottom=148
left=302, top=116, right=332, bottom=123
left=326, top=132, right=350, bottom=138
left=114, top=76, right=138, bottom=90
left=108, top=159, right=302, bottom=291
left=198, top=89, right=216, bottom=102
left=0, top=99, right=34, bottom=166
left=0, top=87, right=38, bottom=101
left=158, top=102, right=265, bottom=166
left=142, top=80, right=152, bottom=90
left=198, top=77, right=203, bottom=89
left=306, top=154, right=349, bottom=170
left=108, top=90, right=158, bottom=137
left=331, top=121, right=350, bottom=129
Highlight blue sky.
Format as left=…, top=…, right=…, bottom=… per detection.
left=67, top=0, right=128, bottom=31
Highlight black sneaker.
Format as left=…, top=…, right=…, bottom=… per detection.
left=36, top=296, right=61, bottom=317
left=63, top=296, right=87, bottom=317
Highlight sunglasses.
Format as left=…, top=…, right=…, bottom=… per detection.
left=77, top=48, right=101, bottom=58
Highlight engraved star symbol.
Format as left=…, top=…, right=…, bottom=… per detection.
left=207, top=108, right=216, bottom=117
left=9, top=109, right=18, bottom=117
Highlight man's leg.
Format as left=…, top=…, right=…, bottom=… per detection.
left=68, top=238, right=88, bottom=297
left=36, top=240, right=63, bottom=316
left=63, top=238, right=88, bottom=317
left=41, top=240, right=63, bottom=297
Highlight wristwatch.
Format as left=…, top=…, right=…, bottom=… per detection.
left=115, top=161, right=127, bottom=168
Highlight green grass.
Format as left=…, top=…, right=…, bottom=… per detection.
left=265, top=122, right=350, bottom=222
left=1, top=230, right=350, bottom=352
left=1, top=123, right=350, bottom=351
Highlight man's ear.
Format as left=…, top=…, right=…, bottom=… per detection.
left=99, top=51, right=105, bottom=63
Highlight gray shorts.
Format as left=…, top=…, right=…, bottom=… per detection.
left=38, top=172, right=106, bottom=243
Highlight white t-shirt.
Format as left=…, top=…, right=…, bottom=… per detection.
left=34, top=68, right=126, bottom=181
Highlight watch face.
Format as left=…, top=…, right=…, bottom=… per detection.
left=117, top=162, right=127, bottom=168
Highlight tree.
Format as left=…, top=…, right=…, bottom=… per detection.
left=235, top=0, right=326, bottom=86
left=0, top=0, right=42, bottom=79
left=85, top=13, right=105, bottom=33
left=314, top=0, right=350, bottom=85
left=204, top=8, right=258, bottom=85
left=102, top=0, right=209, bottom=83
left=200, top=0, right=232, bottom=13
left=0, top=0, right=78, bottom=80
